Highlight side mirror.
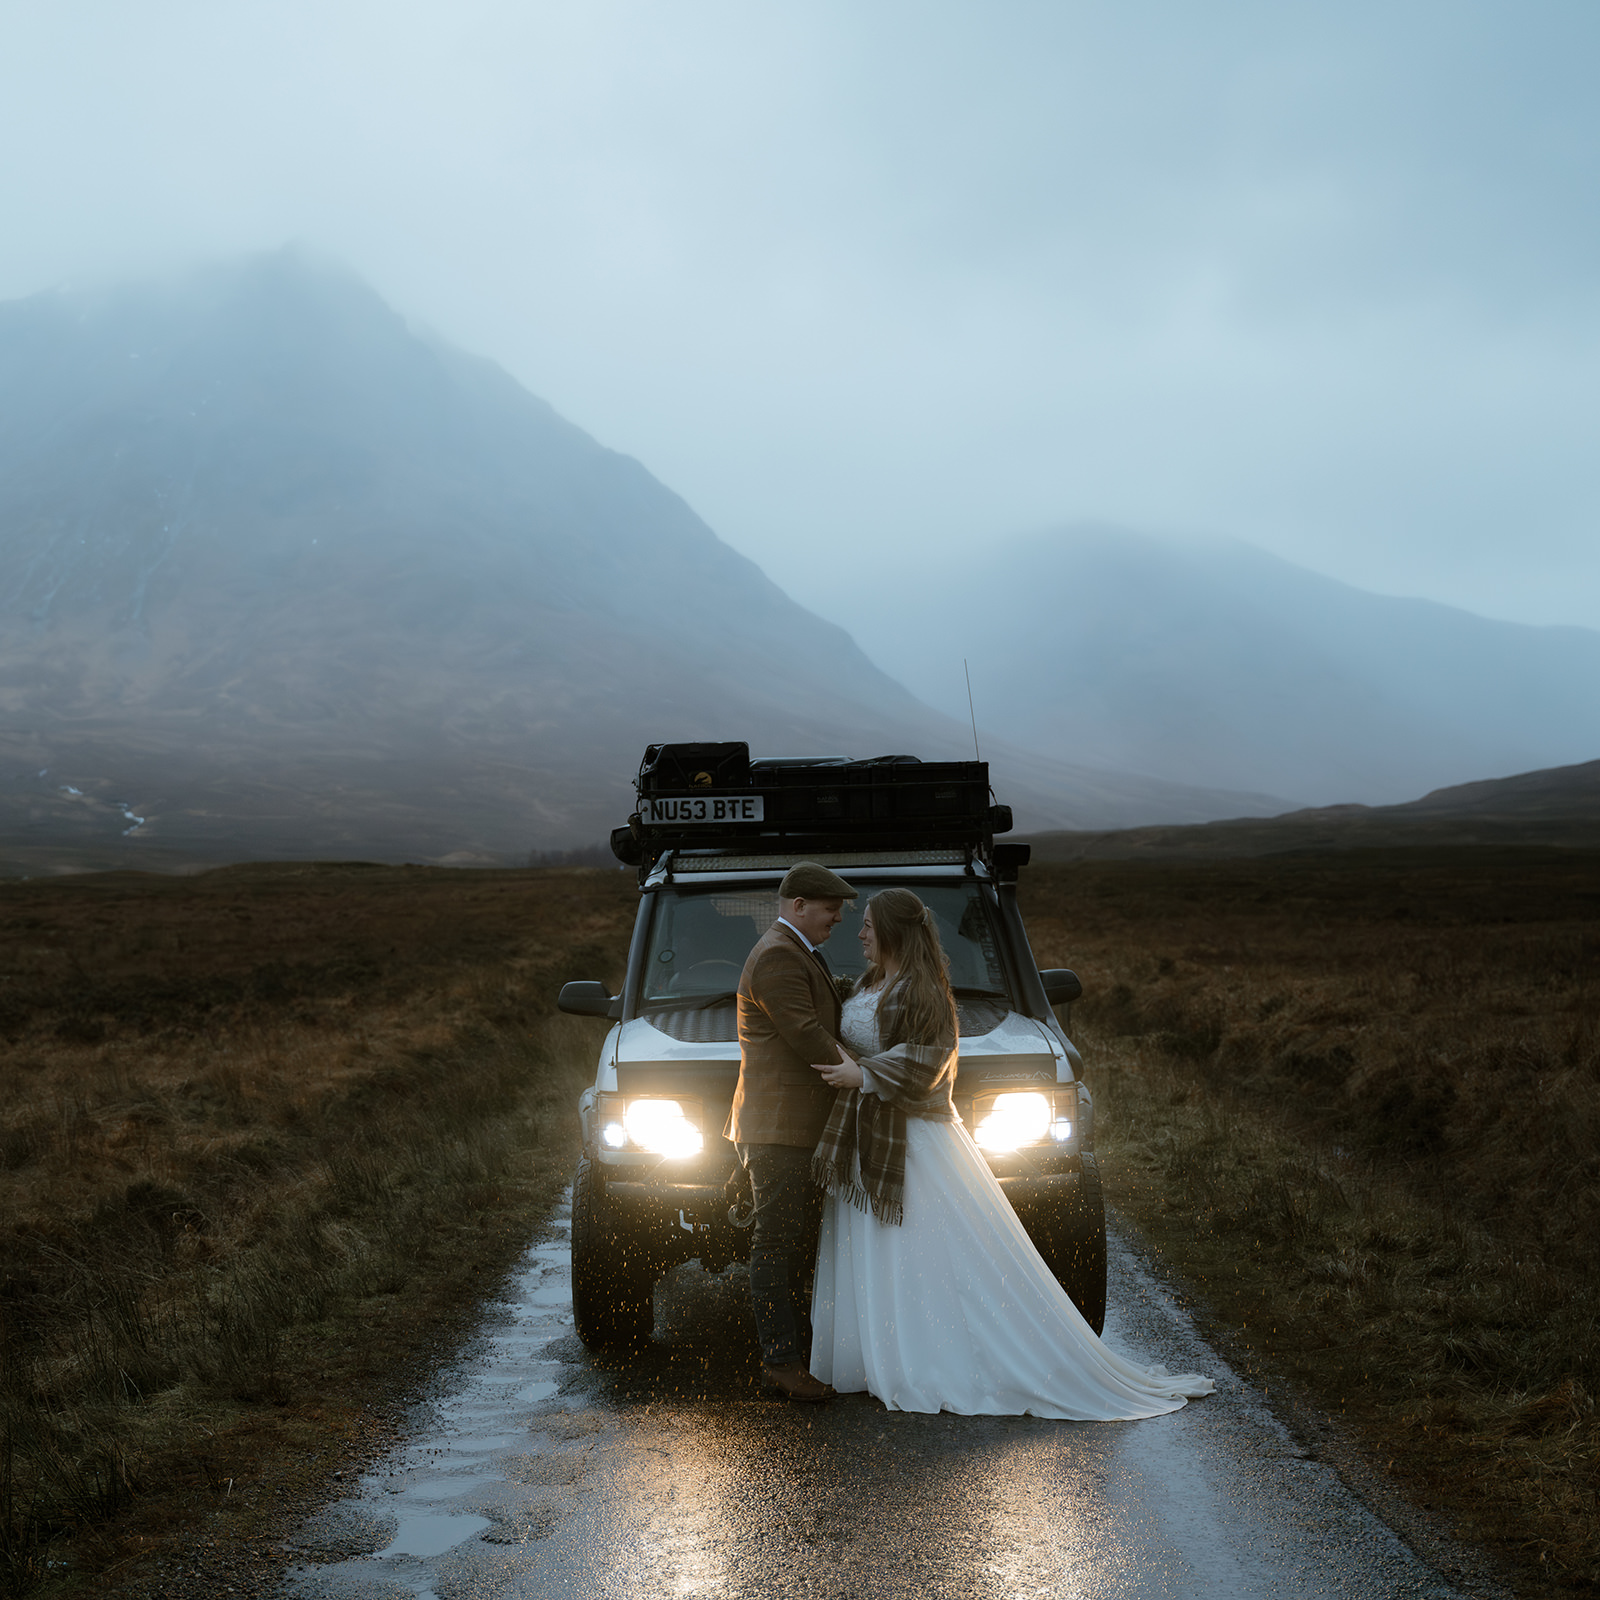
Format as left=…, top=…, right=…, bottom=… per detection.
left=1039, top=969, right=1083, bottom=1006
left=558, top=981, right=621, bottom=1020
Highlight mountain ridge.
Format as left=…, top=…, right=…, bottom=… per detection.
left=0, top=252, right=1290, bottom=871
left=870, top=523, right=1600, bottom=806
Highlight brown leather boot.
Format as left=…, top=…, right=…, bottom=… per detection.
left=760, top=1363, right=837, bottom=1402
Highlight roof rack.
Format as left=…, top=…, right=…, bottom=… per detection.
left=611, top=741, right=1012, bottom=874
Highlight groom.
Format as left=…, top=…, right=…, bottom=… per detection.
left=726, top=860, right=858, bottom=1402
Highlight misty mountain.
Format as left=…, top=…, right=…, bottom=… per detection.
left=0, top=253, right=1282, bottom=868
left=871, top=525, right=1600, bottom=807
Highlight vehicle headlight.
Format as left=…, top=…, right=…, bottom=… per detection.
left=598, top=1096, right=705, bottom=1159
left=974, top=1091, right=1053, bottom=1152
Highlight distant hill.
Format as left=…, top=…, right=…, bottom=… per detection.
left=1396, top=759, right=1600, bottom=820
left=1025, top=758, right=1600, bottom=861
left=868, top=524, right=1600, bottom=807
left=0, top=253, right=1284, bottom=872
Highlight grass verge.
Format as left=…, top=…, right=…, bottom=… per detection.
left=0, top=863, right=635, bottom=1596
left=1021, top=849, right=1600, bottom=1598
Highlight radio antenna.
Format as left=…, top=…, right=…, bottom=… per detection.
left=964, top=659, right=981, bottom=762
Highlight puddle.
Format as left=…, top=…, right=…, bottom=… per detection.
left=377, top=1511, right=492, bottom=1558
left=284, top=1204, right=584, bottom=1595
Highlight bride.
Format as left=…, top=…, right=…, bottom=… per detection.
left=808, top=887, right=1212, bottom=1418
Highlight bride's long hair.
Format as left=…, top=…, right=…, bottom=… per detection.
left=862, top=888, right=957, bottom=1050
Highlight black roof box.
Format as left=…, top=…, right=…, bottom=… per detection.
left=614, top=742, right=1011, bottom=867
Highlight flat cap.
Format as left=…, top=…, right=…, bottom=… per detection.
left=779, top=860, right=858, bottom=900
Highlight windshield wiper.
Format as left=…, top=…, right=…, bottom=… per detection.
left=642, top=990, right=738, bottom=1014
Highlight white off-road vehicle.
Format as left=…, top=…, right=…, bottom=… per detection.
left=558, top=742, right=1105, bottom=1346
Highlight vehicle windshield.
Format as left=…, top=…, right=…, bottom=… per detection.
left=639, top=881, right=1009, bottom=1009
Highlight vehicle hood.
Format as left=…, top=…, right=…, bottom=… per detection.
left=607, top=1004, right=1067, bottom=1083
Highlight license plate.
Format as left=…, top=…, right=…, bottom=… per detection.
left=643, top=795, right=765, bottom=825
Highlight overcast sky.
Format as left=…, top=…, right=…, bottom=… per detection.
left=4, top=0, right=1598, bottom=635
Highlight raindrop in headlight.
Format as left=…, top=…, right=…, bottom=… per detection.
left=621, top=1098, right=704, bottom=1159
left=974, top=1091, right=1053, bottom=1152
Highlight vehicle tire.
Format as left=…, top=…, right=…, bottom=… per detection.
left=570, top=1155, right=656, bottom=1348
left=1041, top=1152, right=1108, bottom=1335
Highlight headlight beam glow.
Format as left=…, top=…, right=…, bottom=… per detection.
left=621, top=1097, right=704, bottom=1159
left=974, top=1091, right=1053, bottom=1152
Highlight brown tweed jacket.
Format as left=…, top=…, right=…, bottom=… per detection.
left=725, top=920, right=843, bottom=1148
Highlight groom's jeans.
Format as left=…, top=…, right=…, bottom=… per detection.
left=738, top=1142, right=824, bottom=1369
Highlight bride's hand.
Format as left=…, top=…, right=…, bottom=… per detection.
left=813, top=1048, right=864, bottom=1089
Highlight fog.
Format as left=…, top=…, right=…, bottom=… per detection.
left=3, top=0, right=1599, bottom=642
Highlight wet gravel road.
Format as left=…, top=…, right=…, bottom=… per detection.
left=279, top=1195, right=1471, bottom=1600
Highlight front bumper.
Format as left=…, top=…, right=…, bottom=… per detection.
left=602, top=1178, right=729, bottom=1210
left=593, top=1134, right=740, bottom=1227
left=995, top=1166, right=1087, bottom=1215
left=592, top=1144, right=1083, bottom=1215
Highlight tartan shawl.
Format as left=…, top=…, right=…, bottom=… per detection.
left=810, top=982, right=957, bottom=1226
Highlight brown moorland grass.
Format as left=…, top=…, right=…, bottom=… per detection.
left=1020, top=848, right=1600, bottom=1597
left=7, top=848, right=1595, bottom=1595
left=0, top=862, right=637, bottom=1596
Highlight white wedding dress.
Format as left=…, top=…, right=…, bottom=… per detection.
left=810, top=987, right=1213, bottom=1418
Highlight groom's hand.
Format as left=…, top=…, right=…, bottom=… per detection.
left=813, top=1048, right=864, bottom=1089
